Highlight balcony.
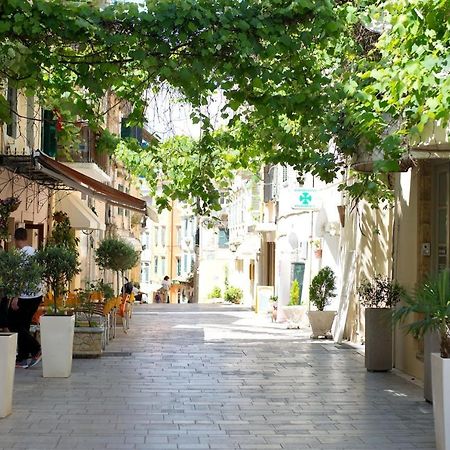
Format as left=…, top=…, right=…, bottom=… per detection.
left=57, top=126, right=111, bottom=183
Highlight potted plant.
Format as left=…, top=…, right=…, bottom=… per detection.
left=281, top=280, right=306, bottom=329
left=308, top=267, right=337, bottom=339
left=393, top=270, right=450, bottom=450
left=95, top=237, right=139, bottom=296
left=36, top=245, right=80, bottom=377
left=72, top=280, right=113, bottom=358
left=310, top=239, right=322, bottom=258
left=223, top=286, right=243, bottom=304
left=0, top=197, right=20, bottom=243
left=0, top=248, right=42, bottom=417
left=358, top=276, right=403, bottom=372
left=208, top=286, right=222, bottom=302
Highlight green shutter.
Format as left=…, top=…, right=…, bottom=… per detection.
left=42, top=110, right=57, bottom=157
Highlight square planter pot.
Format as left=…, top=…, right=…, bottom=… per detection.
left=40, top=315, right=75, bottom=378
left=73, top=327, right=104, bottom=358
left=424, top=331, right=441, bottom=402
left=431, top=354, right=450, bottom=450
left=365, top=308, right=393, bottom=372
left=0, top=333, right=17, bottom=418
left=281, top=305, right=306, bottom=329
left=308, top=311, right=336, bottom=339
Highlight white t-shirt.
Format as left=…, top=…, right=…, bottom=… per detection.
left=161, top=279, right=171, bottom=291
left=19, top=246, right=43, bottom=299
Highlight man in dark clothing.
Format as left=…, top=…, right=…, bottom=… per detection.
left=8, top=228, right=43, bottom=369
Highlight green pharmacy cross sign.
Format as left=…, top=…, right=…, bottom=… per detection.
left=292, top=189, right=320, bottom=210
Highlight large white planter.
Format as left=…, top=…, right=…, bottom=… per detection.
left=308, top=311, right=336, bottom=339
left=431, top=353, right=450, bottom=450
left=281, top=305, right=306, bottom=329
left=0, top=333, right=17, bottom=418
left=40, top=315, right=75, bottom=378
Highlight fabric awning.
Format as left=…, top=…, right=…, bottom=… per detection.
left=35, top=152, right=147, bottom=213
left=57, top=193, right=105, bottom=231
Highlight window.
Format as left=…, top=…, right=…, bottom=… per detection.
left=6, top=87, right=17, bottom=139
left=161, top=226, right=166, bottom=247
left=282, top=165, right=288, bottom=183
left=154, top=256, right=158, bottom=274
left=142, top=263, right=150, bottom=283
left=124, top=187, right=130, bottom=217
left=161, top=256, right=166, bottom=276
left=26, top=96, right=35, bottom=150
left=183, top=253, right=188, bottom=273
left=218, top=228, right=229, bottom=248
left=154, top=226, right=159, bottom=246
left=42, top=109, right=57, bottom=157
left=142, top=232, right=150, bottom=250
left=176, top=226, right=182, bottom=246
left=176, top=257, right=181, bottom=276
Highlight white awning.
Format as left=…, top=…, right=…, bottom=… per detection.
left=57, top=193, right=105, bottom=231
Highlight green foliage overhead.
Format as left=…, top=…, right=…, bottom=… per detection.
left=36, top=245, right=80, bottom=314
left=289, top=280, right=301, bottom=306
left=393, top=270, right=450, bottom=359
left=0, top=248, right=43, bottom=299
left=95, top=237, right=139, bottom=273
left=0, top=0, right=448, bottom=212
left=309, top=266, right=336, bottom=311
left=358, top=276, right=403, bottom=309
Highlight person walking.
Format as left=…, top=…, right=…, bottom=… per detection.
left=8, top=228, right=43, bottom=369
left=161, top=276, right=171, bottom=304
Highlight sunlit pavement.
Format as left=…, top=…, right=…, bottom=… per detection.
left=1, top=304, right=435, bottom=449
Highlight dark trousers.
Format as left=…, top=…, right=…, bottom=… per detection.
left=8, top=296, right=42, bottom=361
left=0, top=297, right=9, bottom=329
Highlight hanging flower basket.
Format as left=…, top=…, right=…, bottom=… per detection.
left=0, top=197, right=21, bottom=241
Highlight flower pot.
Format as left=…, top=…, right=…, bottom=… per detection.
left=281, top=305, right=306, bottom=329
left=424, top=331, right=441, bottom=402
left=431, top=353, right=450, bottom=450
left=0, top=333, right=17, bottom=418
left=314, top=249, right=322, bottom=258
left=308, top=311, right=336, bottom=339
left=40, top=315, right=75, bottom=378
left=365, top=308, right=393, bottom=372
left=73, top=326, right=104, bottom=358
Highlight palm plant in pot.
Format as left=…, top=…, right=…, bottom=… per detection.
left=393, top=270, right=450, bottom=450
left=358, top=276, right=403, bottom=372
left=0, top=248, right=42, bottom=417
left=36, top=245, right=80, bottom=377
left=281, top=280, right=305, bottom=328
left=308, top=267, right=336, bottom=339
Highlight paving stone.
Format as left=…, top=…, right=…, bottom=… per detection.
left=2, top=304, right=435, bottom=449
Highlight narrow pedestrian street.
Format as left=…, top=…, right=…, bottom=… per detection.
left=1, top=305, right=435, bottom=450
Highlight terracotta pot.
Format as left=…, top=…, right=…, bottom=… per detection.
left=314, top=249, right=323, bottom=258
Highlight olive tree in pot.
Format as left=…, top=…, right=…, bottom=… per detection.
left=393, top=270, right=450, bottom=450
left=358, top=276, right=403, bottom=372
left=308, top=267, right=336, bottom=339
left=281, top=280, right=305, bottom=329
left=36, top=245, right=80, bottom=378
left=95, top=237, right=139, bottom=296
left=0, top=249, right=42, bottom=417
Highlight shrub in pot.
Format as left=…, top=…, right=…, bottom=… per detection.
left=223, top=286, right=243, bottom=304
left=36, top=245, right=80, bottom=377
left=95, top=237, right=140, bottom=296
left=0, top=248, right=42, bottom=417
left=282, top=280, right=305, bottom=329
left=358, top=276, right=403, bottom=372
left=393, top=270, right=450, bottom=450
left=73, top=281, right=111, bottom=358
left=208, top=286, right=222, bottom=300
left=308, top=267, right=336, bottom=339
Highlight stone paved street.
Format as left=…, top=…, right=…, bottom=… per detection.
left=0, top=304, right=436, bottom=450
